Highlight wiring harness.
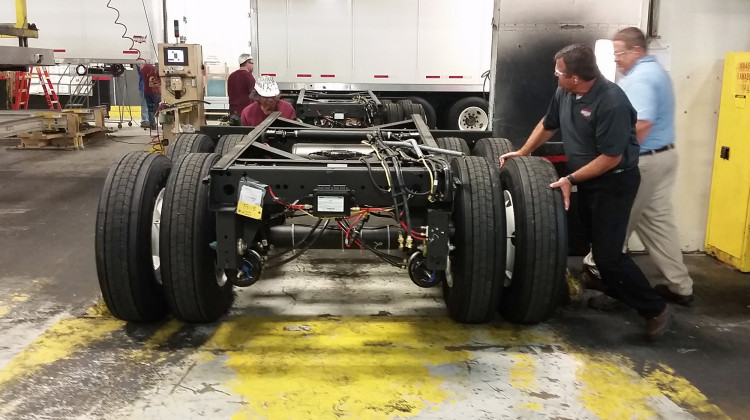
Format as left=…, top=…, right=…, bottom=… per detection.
left=261, top=130, right=451, bottom=269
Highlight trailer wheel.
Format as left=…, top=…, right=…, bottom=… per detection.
left=165, top=133, right=215, bottom=161
left=160, top=153, right=234, bottom=322
left=499, top=156, right=567, bottom=324
left=384, top=103, right=402, bottom=123
left=442, top=156, right=505, bottom=323
left=472, top=137, right=515, bottom=170
left=406, top=96, right=437, bottom=128
left=215, top=134, right=245, bottom=156
left=409, top=103, right=428, bottom=125
left=435, top=137, right=471, bottom=156
left=397, top=100, right=414, bottom=120
left=95, top=152, right=171, bottom=322
left=447, top=97, right=489, bottom=131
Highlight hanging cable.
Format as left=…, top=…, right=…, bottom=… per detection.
left=265, top=219, right=330, bottom=268
left=106, top=1, right=143, bottom=63
left=266, top=219, right=323, bottom=261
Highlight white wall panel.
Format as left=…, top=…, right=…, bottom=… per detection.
left=654, top=0, right=750, bottom=251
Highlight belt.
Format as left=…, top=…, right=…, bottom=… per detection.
left=640, top=143, right=675, bottom=155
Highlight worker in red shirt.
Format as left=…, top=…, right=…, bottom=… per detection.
left=227, top=53, right=256, bottom=119
left=241, top=76, right=296, bottom=125
left=138, top=62, right=161, bottom=129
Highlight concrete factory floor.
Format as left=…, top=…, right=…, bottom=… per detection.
left=0, top=126, right=748, bottom=420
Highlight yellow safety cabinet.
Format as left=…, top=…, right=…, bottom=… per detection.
left=706, top=52, right=750, bottom=272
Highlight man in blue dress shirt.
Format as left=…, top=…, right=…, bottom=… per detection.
left=584, top=27, right=694, bottom=307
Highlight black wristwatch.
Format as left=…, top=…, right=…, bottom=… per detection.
left=566, top=174, right=577, bottom=185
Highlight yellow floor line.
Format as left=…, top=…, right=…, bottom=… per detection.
left=511, top=353, right=540, bottom=411
left=644, top=364, right=730, bottom=419
left=0, top=308, right=732, bottom=420
left=127, top=319, right=185, bottom=364
left=203, top=317, right=561, bottom=420
left=205, top=317, right=472, bottom=420
left=577, top=353, right=660, bottom=419
left=0, top=317, right=123, bottom=390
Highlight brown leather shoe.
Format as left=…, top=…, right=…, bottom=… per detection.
left=646, top=305, right=673, bottom=340
left=654, top=284, right=693, bottom=307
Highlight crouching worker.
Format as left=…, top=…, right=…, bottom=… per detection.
left=240, top=76, right=296, bottom=126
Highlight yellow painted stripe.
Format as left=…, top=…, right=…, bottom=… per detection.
left=510, top=353, right=537, bottom=391
left=0, top=318, right=123, bottom=389
left=0, top=305, right=9, bottom=318
left=109, top=106, right=142, bottom=119
left=84, top=299, right=112, bottom=318
left=127, top=319, right=184, bottom=364
left=644, top=363, right=730, bottom=419
left=577, top=353, right=659, bottom=419
left=574, top=349, right=730, bottom=420
left=86, top=300, right=185, bottom=363
left=204, top=317, right=488, bottom=420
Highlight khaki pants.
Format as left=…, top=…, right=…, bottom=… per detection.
left=584, top=148, right=693, bottom=295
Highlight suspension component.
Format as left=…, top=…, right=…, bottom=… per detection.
left=408, top=252, right=442, bottom=288
left=233, top=250, right=263, bottom=287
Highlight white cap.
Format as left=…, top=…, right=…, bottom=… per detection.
left=255, top=75, right=280, bottom=97
left=238, top=53, right=253, bottom=65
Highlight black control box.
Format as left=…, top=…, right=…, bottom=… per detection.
left=313, top=185, right=353, bottom=218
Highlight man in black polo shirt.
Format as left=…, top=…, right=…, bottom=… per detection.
left=499, top=44, right=671, bottom=340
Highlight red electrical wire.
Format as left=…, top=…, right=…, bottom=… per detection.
left=398, top=212, right=427, bottom=240
left=268, top=186, right=306, bottom=210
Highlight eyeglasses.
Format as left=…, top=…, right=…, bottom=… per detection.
left=613, top=50, right=628, bottom=56
left=554, top=68, right=567, bottom=78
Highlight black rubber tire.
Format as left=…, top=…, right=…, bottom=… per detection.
left=499, top=156, right=567, bottom=324
left=406, top=96, right=437, bottom=128
left=472, top=137, right=515, bottom=171
left=215, top=134, right=245, bottom=156
left=447, top=97, right=489, bottom=131
left=397, top=99, right=414, bottom=120
left=384, top=102, right=402, bottom=123
left=409, top=103, right=428, bottom=125
left=443, top=156, right=505, bottom=323
left=165, top=133, right=215, bottom=161
left=160, top=152, right=234, bottom=322
left=435, top=137, right=471, bottom=156
left=95, top=152, right=171, bottom=322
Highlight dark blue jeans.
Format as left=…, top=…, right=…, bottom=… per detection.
left=144, top=94, right=160, bottom=125
left=577, top=168, right=666, bottom=319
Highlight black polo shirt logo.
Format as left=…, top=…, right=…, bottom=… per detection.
left=580, top=108, right=592, bottom=119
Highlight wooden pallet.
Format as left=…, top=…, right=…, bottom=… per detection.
left=13, top=107, right=112, bottom=150
left=17, top=126, right=109, bottom=150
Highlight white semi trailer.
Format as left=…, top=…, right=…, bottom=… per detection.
left=166, top=0, right=494, bottom=129
left=248, top=0, right=494, bottom=130
left=0, top=0, right=164, bottom=68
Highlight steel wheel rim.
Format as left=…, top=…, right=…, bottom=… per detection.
left=445, top=254, right=454, bottom=288
left=215, top=267, right=229, bottom=287
left=504, top=190, right=516, bottom=287
left=458, top=106, right=488, bottom=131
left=151, top=188, right=165, bottom=285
